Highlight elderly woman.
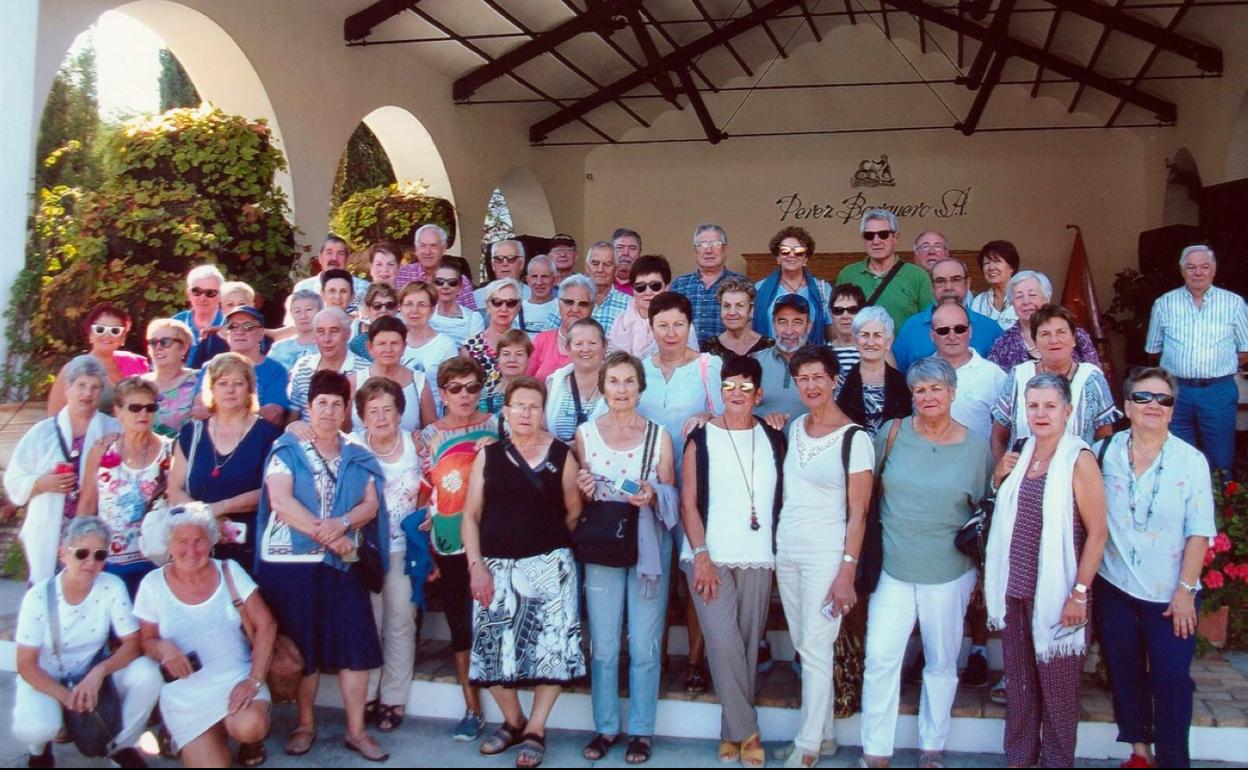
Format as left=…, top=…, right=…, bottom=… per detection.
left=576, top=351, right=677, bottom=764
left=355, top=377, right=426, bottom=734
left=985, top=373, right=1108, bottom=769
left=520, top=255, right=560, bottom=334
left=479, top=329, right=532, bottom=415
left=134, top=503, right=276, bottom=767
left=172, top=264, right=226, bottom=366
left=463, top=278, right=524, bottom=394
left=544, top=318, right=608, bottom=443
left=7, top=355, right=120, bottom=584
left=268, top=289, right=322, bottom=370
left=13, top=517, right=162, bottom=769
left=142, top=318, right=197, bottom=440
left=610, top=255, right=702, bottom=358
left=527, top=274, right=597, bottom=382
left=986, top=271, right=1100, bottom=369
left=417, top=357, right=500, bottom=742
left=463, top=377, right=585, bottom=767
left=348, top=282, right=400, bottom=360
left=76, top=377, right=173, bottom=597
left=991, top=304, right=1119, bottom=459
left=367, top=241, right=401, bottom=287
left=703, top=277, right=774, bottom=363
left=774, top=346, right=873, bottom=768
left=969, top=241, right=1020, bottom=331
left=753, top=227, right=833, bottom=344
left=681, top=355, right=785, bottom=767
left=257, top=369, right=389, bottom=761
left=320, top=269, right=356, bottom=315
left=48, top=303, right=151, bottom=415
left=859, top=358, right=994, bottom=769
left=398, top=281, right=461, bottom=377
left=348, top=316, right=437, bottom=434
left=1094, top=368, right=1214, bottom=769
left=836, top=306, right=911, bottom=437
left=430, top=263, right=485, bottom=346
left=829, top=284, right=866, bottom=379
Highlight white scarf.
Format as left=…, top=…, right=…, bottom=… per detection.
left=985, top=431, right=1088, bottom=662
left=1010, top=361, right=1095, bottom=441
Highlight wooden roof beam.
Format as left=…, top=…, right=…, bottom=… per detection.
left=1043, top=0, right=1221, bottom=73
left=344, top=0, right=420, bottom=42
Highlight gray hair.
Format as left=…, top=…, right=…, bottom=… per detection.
left=413, top=223, right=448, bottom=246
left=611, top=228, right=642, bottom=247
left=525, top=254, right=554, bottom=275
left=63, top=516, right=111, bottom=547
left=185, top=264, right=225, bottom=288
left=852, top=305, right=895, bottom=338
left=929, top=257, right=968, bottom=278
left=288, top=288, right=324, bottom=310
left=557, top=273, right=595, bottom=300
left=1123, top=366, right=1179, bottom=401
left=906, top=356, right=958, bottom=391
left=64, top=354, right=108, bottom=388
left=1025, top=372, right=1072, bottom=405
left=490, top=239, right=526, bottom=259
left=1179, top=244, right=1215, bottom=265
left=1006, top=270, right=1053, bottom=303
left=484, top=278, right=524, bottom=305
left=860, top=208, right=899, bottom=234
left=142, top=502, right=218, bottom=564
left=693, top=223, right=727, bottom=245
left=585, top=241, right=615, bottom=266
left=314, top=306, right=352, bottom=331
left=914, top=230, right=947, bottom=249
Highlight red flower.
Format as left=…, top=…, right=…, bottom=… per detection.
left=1214, top=533, right=1233, bottom=554
left=1227, top=506, right=1237, bottom=520
left=1205, top=549, right=1217, bottom=567
left=1227, top=481, right=1240, bottom=496
left=1205, top=570, right=1225, bottom=590
left=99, top=450, right=121, bottom=469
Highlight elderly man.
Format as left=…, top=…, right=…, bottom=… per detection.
left=521, top=255, right=559, bottom=334
left=587, top=240, right=631, bottom=332
left=286, top=307, right=369, bottom=421
left=929, top=300, right=1006, bottom=442
left=173, top=264, right=226, bottom=365
left=291, top=235, right=370, bottom=311
left=836, top=209, right=933, bottom=329
left=194, top=306, right=290, bottom=426
left=548, top=233, right=579, bottom=281
left=1146, top=245, right=1248, bottom=475
left=670, top=223, right=746, bottom=347
left=612, top=227, right=643, bottom=294
left=395, top=224, right=477, bottom=308
left=474, top=239, right=532, bottom=306
left=752, top=295, right=814, bottom=423
left=892, top=257, right=1002, bottom=373
left=912, top=230, right=949, bottom=272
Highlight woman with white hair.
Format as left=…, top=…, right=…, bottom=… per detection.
left=135, top=503, right=277, bottom=768
left=835, top=307, right=911, bottom=437
left=526, top=274, right=597, bottom=382
left=986, top=270, right=1101, bottom=369
left=462, top=278, right=524, bottom=395
left=6, top=355, right=120, bottom=585
left=13, top=517, right=162, bottom=769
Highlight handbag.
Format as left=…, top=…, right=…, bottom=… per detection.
left=221, top=561, right=305, bottom=704
left=572, top=422, right=658, bottom=568
left=354, top=534, right=385, bottom=594
left=45, top=580, right=122, bottom=757
left=954, top=437, right=1033, bottom=566
left=855, top=418, right=901, bottom=596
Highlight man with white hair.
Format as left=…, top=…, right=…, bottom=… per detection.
left=547, top=233, right=579, bottom=282
left=586, top=240, right=631, bottom=332
left=286, top=307, right=369, bottom=422
left=473, top=239, right=531, bottom=307
left=670, top=223, right=745, bottom=346
left=1145, top=245, right=1248, bottom=475
left=912, top=230, right=949, bottom=272
left=173, top=264, right=226, bottom=364
left=836, top=209, right=933, bottom=329
left=520, top=255, right=559, bottom=334
left=395, top=224, right=477, bottom=308
left=611, top=227, right=642, bottom=293
left=291, top=235, right=370, bottom=312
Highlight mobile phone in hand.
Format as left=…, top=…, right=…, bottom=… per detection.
left=160, top=651, right=203, bottom=683
left=616, top=478, right=642, bottom=496
left=821, top=602, right=840, bottom=621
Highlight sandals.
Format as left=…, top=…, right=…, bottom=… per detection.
left=583, top=733, right=620, bottom=760
left=377, top=704, right=405, bottom=733
left=237, top=740, right=267, bottom=767
left=626, top=735, right=653, bottom=764
left=685, top=662, right=710, bottom=694
left=516, top=733, right=546, bottom=769
left=741, top=734, right=765, bottom=768
left=284, top=726, right=317, bottom=756
left=480, top=722, right=525, bottom=756
left=364, top=698, right=381, bottom=725
left=719, top=740, right=741, bottom=763
left=344, top=731, right=390, bottom=762
left=919, top=751, right=945, bottom=768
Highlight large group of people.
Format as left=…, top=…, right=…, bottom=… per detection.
left=7, top=210, right=1244, bottom=769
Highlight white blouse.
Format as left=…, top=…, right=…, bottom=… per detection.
left=777, top=420, right=874, bottom=556
left=16, top=572, right=137, bottom=678
left=680, top=423, right=777, bottom=568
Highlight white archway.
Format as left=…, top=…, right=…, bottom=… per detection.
left=497, top=166, right=555, bottom=239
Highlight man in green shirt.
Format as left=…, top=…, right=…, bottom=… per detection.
left=836, top=208, right=933, bottom=330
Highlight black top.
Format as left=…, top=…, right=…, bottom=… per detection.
left=480, top=440, right=573, bottom=560
left=835, top=363, right=912, bottom=434
left=703, top=335, right=776, bottom=365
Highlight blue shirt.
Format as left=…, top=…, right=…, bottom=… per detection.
left=1145, top=285, right=1248, bottom=379
left=172, top=308, right=224, bottom=366
left=891, top=305, right=1003, bottom=375
left=670, top=269, right=745, bottom=345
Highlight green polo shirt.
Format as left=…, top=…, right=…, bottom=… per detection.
left=836, top=259, right=933, bottom=330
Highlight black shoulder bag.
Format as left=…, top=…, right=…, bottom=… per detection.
left=855, top=419, right=900, bottom=596
left=46, top=580, right=122, bottom=757
left=572, top=422, right=658, bottom=568
left=955, top=437, right=1027, bottom=566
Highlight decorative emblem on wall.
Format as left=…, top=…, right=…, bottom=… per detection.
left=851, top=155, right=895, bottom=188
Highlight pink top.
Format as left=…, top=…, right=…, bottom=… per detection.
left=527, top=330, right=570, bottom=382
left=115, top=351, right=151, bottom=378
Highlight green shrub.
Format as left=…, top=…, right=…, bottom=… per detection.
left=329, top=180, right=457, bottom=255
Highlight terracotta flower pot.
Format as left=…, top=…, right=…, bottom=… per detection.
left=1198, top=605, right=1230, bottom=648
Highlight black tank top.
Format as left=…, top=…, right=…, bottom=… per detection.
left=479, top=440, right=573, bottom=560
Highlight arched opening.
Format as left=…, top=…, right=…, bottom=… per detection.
left=496, top=166, right=556, bottom=241
left=1228, top=90, right=1248, bottom=181
left=1161, top=148, right=1202, bottom=226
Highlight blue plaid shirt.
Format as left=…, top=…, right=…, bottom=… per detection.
left=670, top=269, right=745, bottom=345
left=592, top=287, right=632, bottom=335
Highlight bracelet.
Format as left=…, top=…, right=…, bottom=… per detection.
left=692, top=545, right=710, bottom=558
left=249, top=677, right=264, bottom=691
left=1072, top=596, right=1087, bottom=605
left=842, top=554, right=858, bottom=564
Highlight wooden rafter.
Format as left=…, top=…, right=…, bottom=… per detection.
left=1107, top=0, right=1197, bottom=126
left=344, top=0, right=420, bottom=41
left=690, top=0, right=754, bottom=76
left=1043, top=0, right=1220, bottom=72
left=1068, top=0, right=1127, bottom=113
left=1031, top=7, right=1063, bottom=97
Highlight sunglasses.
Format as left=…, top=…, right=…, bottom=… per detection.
left=443, top=381, right=484, bottom=395
left=721, top=381, right=758, bottom=393
left=560, top=298, right=594, bottom=309
left=370, top=301, right=398, bottom=312
left=777, top=246, right=808, bottom=258
left=633, top=281, right=665, bottom=294
left=490, top=298, right=521, bottom=309
left=934, top=324, right=970, bottom=336
left=862, top=230, right=895, bottom=241
left=491, top=254, right=523, bottom=264
left=829, top=305, right=861, bottom=316
left=92, top=324, right=125, bottom=337
left=225, top=322, right=261, bottom=333
left=432, top=277, right=461, bottom=287
left=124, top=402, right=159, bottom=414
left=1050, top=620, right=1088, bottom=641
left=1129, top=391, right=1176, bottom=407
left=147, top=337, right=182, bottom=349
left=73, top=548, right=108, bottom=563
left=190, top=287, right=220, bottom=298
left=694, top=240, right=725, bottom=250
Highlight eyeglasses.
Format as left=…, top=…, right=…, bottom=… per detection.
left=915, top=242, right=946, bottom=252
left=1050, top=620, right=1088, bottom=641
left=694, top=240, right=725, bottom=250
left=560, top=298, right=593, bottom=309
left=72, top=548, right=108, bottom=563
left=492, top=254, right=522, bottom=264
left=1129, top=391, right=1176, bottom=407
left=92, top=324, right=125, bottom=337
left=633, top=281, right=665, bottom=294
left=490, top=298, right=521, bottom=309
left=432, top=277, right=461, bottom=287
left=932, top=275, right=967, bottom=286
left=777, top=246, right=808, bottom=258
left=862, top=230, right=894, bottom=241
left=370, top=301, right=398, bottom=312
left=721, top=381, right=757, bottom=393
left=190, top=287, right=219, bottom=298
left=147, top=337, right=182, bottom=349
left=443, top=381, right=484, bottom=395
left=829, top=305, right=861, bottom=316
left=124, top=402, right=159, bottom=414
left=225, top=323, right=261, bottom=333
left=933, top=324, right=969, bottom=336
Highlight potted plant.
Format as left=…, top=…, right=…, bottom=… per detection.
left=1199, top=477, right=1248, bottom=647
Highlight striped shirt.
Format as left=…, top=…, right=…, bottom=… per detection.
left=591, top=287, right=631, bottom=333
left=670, top=269, right=745, bottom=345
left=1145, top=285, right=1248, bottom=379
left=287, top=350, right=369, bottom=419
left=395, top=263, right=477, bottom=309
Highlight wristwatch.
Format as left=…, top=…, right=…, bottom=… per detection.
left=1073, top=583, right=1089, bottom=594
left=1178, top=580, right=1200, bottom=595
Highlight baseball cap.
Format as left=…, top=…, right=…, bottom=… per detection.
left=549, top=233, right=577, bottom=249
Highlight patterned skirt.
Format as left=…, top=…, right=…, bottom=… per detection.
left=469, top=547, right=586, bottom=688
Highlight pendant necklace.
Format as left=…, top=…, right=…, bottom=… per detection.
left=724, top=421, right=760, bottom=531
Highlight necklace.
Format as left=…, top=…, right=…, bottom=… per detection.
left=209, top=417, right=249, bottom=478
left=722, top=420, right=760, bottom=531
left=1126, top=432, right=1165, bottom=532
left=780, top=276, right=805, bottom=294
left=1029, top=449, right=1055, bottom=474
left=368, top=431, right=402, bottom=458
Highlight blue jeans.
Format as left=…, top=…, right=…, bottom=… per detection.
left=583, top=530, right=672, bottom=736
left=1093, top=576, right=1199, bottom=768
left=1172, top=377, right=1236, bottom=477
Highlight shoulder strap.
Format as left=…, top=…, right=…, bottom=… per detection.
left=640, top=422, right=660, bottom=481
left=185, top=420, right=204, bottom=495
left=879, top=418, right=903, bottom=471
left=503, top=441, right=546, bottom=493
left=865, top=260, right=905, bottom=307
left=841, top=425, right=864, bottom=503
left=220, top=560, right=257, bottom=643
left=44, top=577, right=66, bottom=676
left=1096, top=431, right=1117, bottom=467
left=569, top=372, right=586, bottom=426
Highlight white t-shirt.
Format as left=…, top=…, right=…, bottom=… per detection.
left=778, top=421, right=875, bottom=555
left=520, top=299, right=558, bottom=334
left=951, top=351, right=1007, bottom=442
left=373, top=432, right=422, bottom=553
left=16, top=572, right=138, bottom=678
left=680, top=423, right=778, bottom=568
left=429, top=306, right=484, bottom=347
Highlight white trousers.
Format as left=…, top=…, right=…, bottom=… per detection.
left=860, top=568, right=977, bottom=757
left=12, top=657, right=163, bottom=754
left=776, top=547, right=844, bottom=755
left=368, top=552, right=417, bottom=706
